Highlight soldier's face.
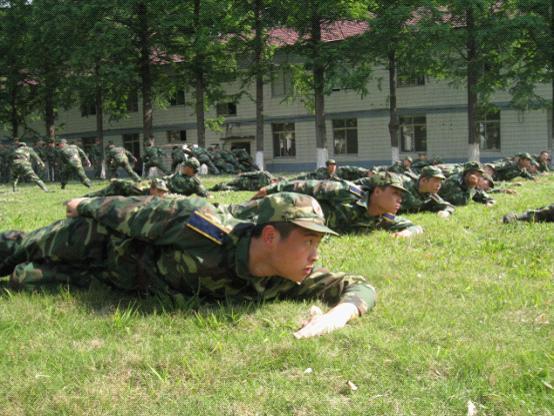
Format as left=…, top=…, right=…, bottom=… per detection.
left=477, top=177, right=492, bottom=191
left=327, top=164, right=336, bottom=175
left=371, top=186, right=403, bottom=214
left=518, top=158, right=531, bottom=169
left=464, top=171, right=481, bottom=188
left=272, top=228, right=322, bottom=283
left=419, top=177, right=442, bottom=194
left=150, top=188, right=167, bottom=197
left=402, top=160, right=412, bottom=168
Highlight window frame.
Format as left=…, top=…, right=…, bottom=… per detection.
left=478, top=109, right=501, bottom=152
left=332, top=118, right=358, bottom=155
left=272, top=122, right=296, bottom=158
left=399, top=115, right=427, bottom=153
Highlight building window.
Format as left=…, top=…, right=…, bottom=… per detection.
left=122, top=133, right=140, bottom=159
left=127, top=91, right=138, bottom=113
left=479, top=110, right=501, bottom=151
left=80, top=100, right=96, bottom=117
left=332, top=119, right=358, bottom=154
left=397, top=66, right=425, bottom=88
left=272, top=123, right=296, bottom=158
left=170, top=89, right=185, bottom=106
left=400, top=115, right=427, bottom=152
left=216, top=102, right=237, bottom=117
left=167, top=130, right=187, bottom=143
left=271, top=66, right=292, bottom=97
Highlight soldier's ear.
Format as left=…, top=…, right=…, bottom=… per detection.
left=260, top=224, right=278, bottom=245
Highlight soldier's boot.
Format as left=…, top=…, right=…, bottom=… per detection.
left=84, top=178, right=92, bottom=188
left=0, top=231, right=26, bottom=276
left=503, top=212, right=530, bottom=224
left=37, top=180, right=49, bottom=192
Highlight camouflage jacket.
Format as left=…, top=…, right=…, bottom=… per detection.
left=171, top=147, right=185, bottom=163
left=294, top=168, right=341, bottom=181
left=70, top=195, right=376, bottom=313
left=438, top=173, right=494, bottom=205
left=143, top=146, right=165, bottom=164
left=399, top=178, right=454, bottom=214
left=211, top=171, right=275, bottom=191
left=58, top=144, right=90, bottom=167
left=84, top=179, right=152, bottom=197
left=105, top=146, right=135, bottom=165
left=12, top=145, right=44, bottom=168
left=493, top=161, right=534, bottom=181
left=163, top=173, right=208, bottom=197
left=336, top=166, right=372, bottom=181
left=250, top=180, right=419, bottom=234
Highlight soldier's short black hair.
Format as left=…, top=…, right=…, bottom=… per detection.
left=251, top=222, right=298, bottom=239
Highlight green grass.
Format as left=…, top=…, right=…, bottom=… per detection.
left=0, top=175, right=553, bottom=415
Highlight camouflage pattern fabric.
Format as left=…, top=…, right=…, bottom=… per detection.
left=143, top=145, right=169, bottom=175
left=336, top=166, right=372, bottom=181
left=189, top=147, right=219, bottom=174
left=399, top=177, right=454, bottom=214
left=243, top=179, right=418, bottom=234
left=438, top=173, right=494, bottom=205
left=0, top=193, right=376, bottom=315
left=503, top=203, right=554, bottom=223
left=210, top=171, right=275, bottom=191
left=232, top=148, right=259, bottom=171
left=105, top=146, right=141, bottom=182
left=171, top=147, right=186, bottom=171
left=492, top=160, right=534, bottom=181
left=88, top=142, right=104, bottom=178
left=10, top=144, right=48, bottom=192
left=163, top=172, right=208, bottom=197
left=58, top=144, right=92, bottom=188
left=294, top=167, right=340, bottom=181
left=84, top=179, right=152, bottom=197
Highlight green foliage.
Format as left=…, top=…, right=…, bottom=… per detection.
left=0, top=174, right=553, bottom=414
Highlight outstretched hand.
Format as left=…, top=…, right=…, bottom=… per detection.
left=293, top=303, right=358, bottom=339
left=65, top=198, right=87, bottom=217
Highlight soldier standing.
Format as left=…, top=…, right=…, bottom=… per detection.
left=10, top=142, right=49, bottom=192
left=104, top=143, right=141, bottom=182
left=143, top=138, right=169, bottom=176
left=57, top=139, right=92, bottom=189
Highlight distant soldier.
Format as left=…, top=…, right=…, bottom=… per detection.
left=143, top=138, right=169, bottom=176
left=211, top=148, right=237, bottom=174
left=533, top=150, right=551, bottom=173
left=32, top=140, right=48, bottom=181
left=210, top=170, right=279, bottom=191
left=397, top=166, right=454, bottom=217
left=43, top=139, right=59, bottom=182
left=163, top=157, right=208, bottom=197
left=232, top=148, right=259, bottom=172
left=250, top=172, right=423, bottom=237
left=104, top=143, right=141, bottom=182
left=85, top=178, right=169, bottom=198
left=88, top=138, right=104, bottom=179
left=10, top=142, right=49, bottom=192
left=336, top=165, right=374, bottom=181
left=491, top=152, right=535, bottom=181
left=170, top=145, right=186, bottom=171
left=187, top=145, right=219, bottom=174
left=295, top=159, right=340, bottom=181
left=438, top=162, right=495, bottom=206
left=503, top=204, right=554, bottom=223
left=57, top=139, right=92, bottom=189
left=387, top=157, right=416, bottom=177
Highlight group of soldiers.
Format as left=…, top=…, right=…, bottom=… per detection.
left=0, top=136, right=260, bottom=194
left=0, top=148, right=551, bottom=338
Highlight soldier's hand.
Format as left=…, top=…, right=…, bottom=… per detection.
left=293, top=303, right=358, bottom=339
left=392, top=229, right=414, bottom=238
left=65, top=198, right=87, bottom=217
left=437, top=210, right=450, bottom=219
left=251, top=187, right=267, bottom=200
left=485, top=200, right=496, bottom=207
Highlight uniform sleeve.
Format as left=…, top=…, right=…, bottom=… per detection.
left=264, top=180, right=359, bottom=202
left=194, top=178, right=209, bottom=197
left=382, top=215, right=423, bottom=235
left=29, top=148, right=44, bottom=166
left=282, top=268, right=376, bottom=315
left=472, top=189, right=495, bottom=204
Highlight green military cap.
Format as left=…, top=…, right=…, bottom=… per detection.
left=419, top=165, right=446, bottom=180
left=482, top=173, right=495, bottom=188
left=367, top=172, right=407, bottom=192
left=17, top=142, right=27, bottom=147
left=184, top=157, right=201, bottom=171
left=517, top=152, right=533, bottom=160
left=404, top=156, right=413, bottom=163
left=59, top=138, right=67, bottom=145
left=462, top=161, right=484, bottom=175
left=325, top=159, right=336, bottom=166
left=256, top=192, right=339, bottom=236
left=150, top=178, right=169, bottom=192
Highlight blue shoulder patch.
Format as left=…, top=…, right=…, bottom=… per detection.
left=349, top=185, right=363, bottom=198
left=382, top=213, right=396, bottom=222
left=186, top=210, right=229, bottom=245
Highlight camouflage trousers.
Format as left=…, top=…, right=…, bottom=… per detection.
left=11, top=162, right=48, bottom=192
left=516, top=204, right=554, bottom=223
left=0, top=217, right=164, bottom=294
left=108, top=161, right=141, bottom=182
left=144, top=161, right=170, bottom=176
left=60, top=162, right=92, bottom=188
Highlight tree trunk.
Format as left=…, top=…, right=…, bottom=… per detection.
left=10, top=81, right=19, bottom=138
left=44, top=87, right=56, bottom=139
left=137, top=1, right=153, bottom=141
left=194, top=0, right=206, bottom=148
left=388, top=51, right=400, bottom=163
left=550, top=0, right=554, bottom=151
left=311, top=6, right=327, bottom=167
left=254, top=0, right=265, bottom=169
left=94, top=65, right=104, bottom=150
left=466, top=7, right=480, bottom=162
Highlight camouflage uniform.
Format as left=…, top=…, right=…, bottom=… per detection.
left=43, top=142, right=59, bottom=182
left=503, top=204, right=554, bottom=223
left=143, top=144, right=169, bottom=176
left=105, top=145, right=141, bottom=182
left=232, top=148, right=259, bottom=172
left=246, top=177, right=419, bottom=235
left=0, top=193, right=376, bottom=317
left=57, top=140, right=92, bottom=189
left=336, top=166, right=372, bottom=181
left=294, top=168, right=340, bottom=181
left=10, top=143, right=49, bottom=192
left=171, top=146, right=186, bottom=171
left=438, top=162, right=494, bottom=206
left=492, top=160, right=534, bottom=181
left=88, top=141, right=104, bottom=179
left=399, top=167, right=454, bottom=214
left=533, top=154, right=551, bottom=173
left=211, top=150, right=236, bottom=174
left=189, top=146, right=219, bottom=174
left=210, top=170, right=276, bottom=191
left=84, top=179, right=167, bottom=197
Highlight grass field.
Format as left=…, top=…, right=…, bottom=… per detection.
left=0, top=174, right=552, bottom=415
